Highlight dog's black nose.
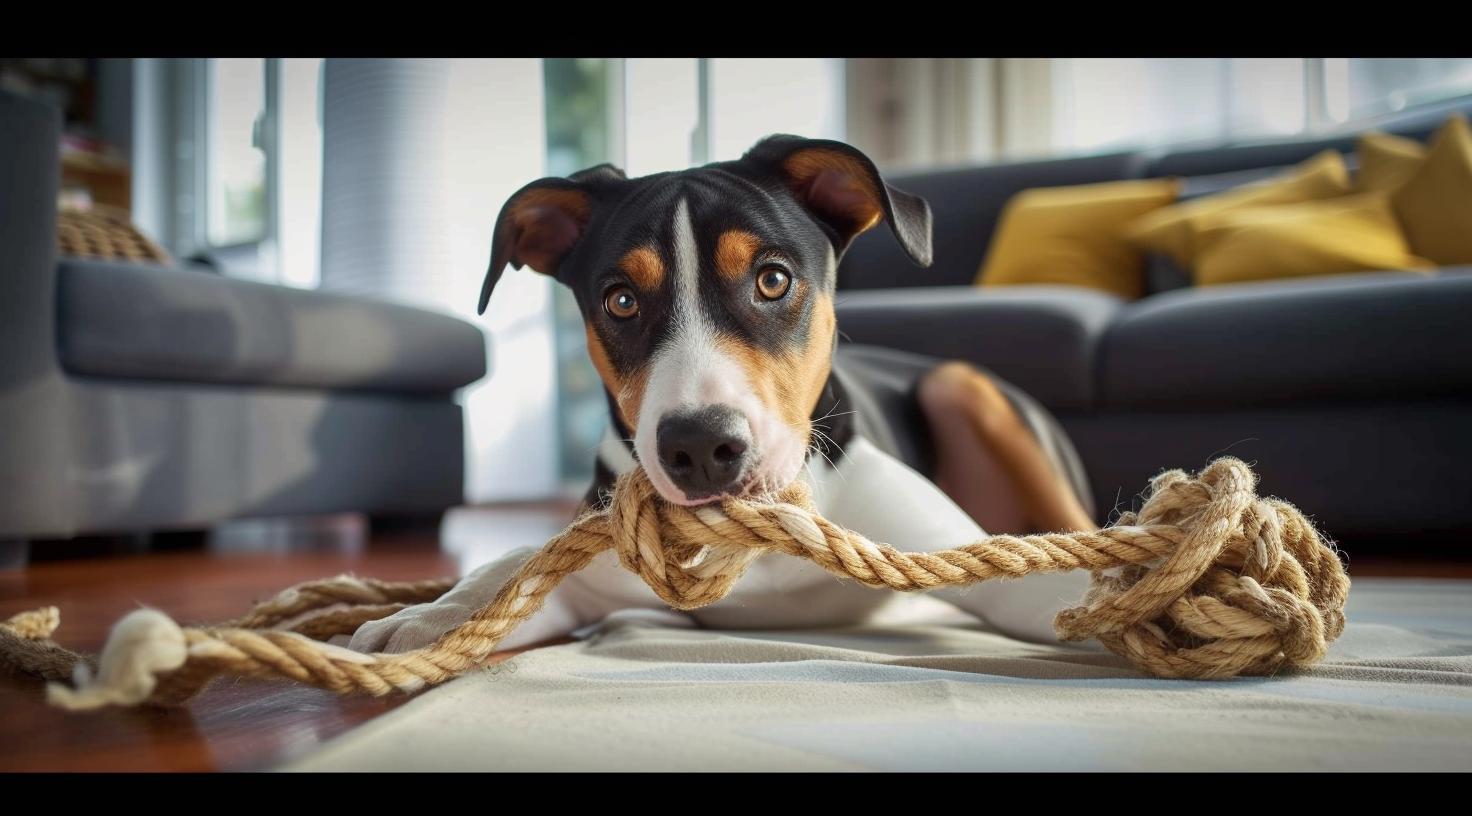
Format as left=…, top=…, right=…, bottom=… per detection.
left=656, top=406, right=753, bottom=500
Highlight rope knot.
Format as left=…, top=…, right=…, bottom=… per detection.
left=605, top=472, right=800, bottom=609
left=1053, top=458, right=1349, bottom=679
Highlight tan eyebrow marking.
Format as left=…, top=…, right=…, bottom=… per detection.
left=619, top=246, right=665, bottom=290
left=715, top=230, right=762, bottom=281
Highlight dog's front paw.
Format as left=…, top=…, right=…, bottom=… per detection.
left=344, top=548, right=538, bottom=654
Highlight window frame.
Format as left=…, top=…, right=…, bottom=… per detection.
left=176, top=57, right=281, bottom=265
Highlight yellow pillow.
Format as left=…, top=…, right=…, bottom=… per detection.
left=1357, top=130, right=1426, bottom=193
left=1124, top=150, right=1352, bottom=266
left=1391, top=115, right=1472, bottom=265
left=1192, top=194, right=1433, bottom=287
left=976, top=178, right=1180, bottom=299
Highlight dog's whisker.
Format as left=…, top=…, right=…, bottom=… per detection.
left=811, top=404, right=855, bottom=425
left=809, top=427, right=847, bottom=461
left=805, top=433, right=842, bottom=475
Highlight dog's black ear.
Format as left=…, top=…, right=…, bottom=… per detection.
left=741, top=135, right=932, bottom=267
left=479, top=163, right=628, bottom=315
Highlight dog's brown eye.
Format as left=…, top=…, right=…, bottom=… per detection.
left=756, top=267, right=791, bottom=300
left=604, top=287, right=639, bottom=319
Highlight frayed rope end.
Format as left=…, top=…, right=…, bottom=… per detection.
left=46, top=609, right=187, bottom=711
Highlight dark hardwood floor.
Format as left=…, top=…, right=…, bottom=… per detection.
left=2, top=503, right=1469, bottom=772
left=0, top=503, right=576, bottom=773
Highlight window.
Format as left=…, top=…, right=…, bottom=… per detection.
left=543, top=58, right=617, bottom=488
left=276, top=58, right=324, bottom=289
left=1224, top=58, right=1306, bottom=138
left=545, top=59, right=613, bottom=177
left=177, top=58, right=323, bottom=287
left=708, top=58, right=845, bottom=161
left=1052, top=59, right=1307, bottom=153
left=1325, top=58, right=1472, bottom=122
left=1050, top=58, right=1472, bottom=157
left=205, top=58, right=269, bottom=247
left=624, top=58, right=700, bottom=175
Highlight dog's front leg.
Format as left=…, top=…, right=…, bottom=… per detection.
left=340, top=546, right=686, bottom=656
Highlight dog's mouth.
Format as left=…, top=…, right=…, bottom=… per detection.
left=652, top=465, right=763, bottom=507
left=678, top=477, right=759, bottom=506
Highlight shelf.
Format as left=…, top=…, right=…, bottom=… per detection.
left=62, top=150, right=129, bottom=175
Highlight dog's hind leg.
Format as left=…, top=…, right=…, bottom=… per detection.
left=917, top=361, right=1095, bottom=535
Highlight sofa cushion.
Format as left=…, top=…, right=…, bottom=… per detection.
left=1100, top=269, right=1472, bottom=410
left=1357, top=130, right=1427, bottom=194
left=1125, top=150, right=1353, bottom=267
left=977, top=178, right=1180, bottom=299
left=58, top=260, right=487, bottom=394
left=1191, top=194, right=1433, bottom=286
left=1392, top=115, right=1472, bottom=266
left=835, top=286, right=1126, bottom=410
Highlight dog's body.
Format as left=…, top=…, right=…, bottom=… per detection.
left=402, top=135, right=1093, bottom=653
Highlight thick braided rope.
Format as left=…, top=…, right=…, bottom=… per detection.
left=216, top=575, right=457, bottom=631
left=6, top=457, right=1348, bottom=709
left=1, top=608, right=85, bottom=682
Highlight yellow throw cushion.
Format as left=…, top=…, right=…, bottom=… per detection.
left=1357, top=130, right=1426, bottom=193
left=1192, top=194, right=1433, bottom=287
left=1124, top=150, right=1352, bottom=266
left=976, top=178, right=1180, bottom=299
left=1391, top=115, right=1472, bottom=265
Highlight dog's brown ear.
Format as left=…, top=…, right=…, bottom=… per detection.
left=479, top=163, right=626, bottom=315
left=741, top=135, right=932, bottom=267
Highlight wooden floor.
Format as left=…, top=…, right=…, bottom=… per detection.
left=2, top=503, right=1469, bottom=772
left=0, top=503, right=576, bottom=773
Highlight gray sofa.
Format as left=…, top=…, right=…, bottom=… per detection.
left=837, top=96, right=1472, bottom=548
left=1, top=91, right=487, bottom=541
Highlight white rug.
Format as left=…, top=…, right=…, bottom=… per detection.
left=282, top=578, right=1472, bottom=771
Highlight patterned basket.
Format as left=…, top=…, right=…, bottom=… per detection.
left=56, top=205, right=172, bottom=265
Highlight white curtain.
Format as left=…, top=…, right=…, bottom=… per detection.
left=319, top=58, right=557, bottom=502
left=844, top=59, right=1056, bottom=170
left=845, top=59, right=1332, bottom=170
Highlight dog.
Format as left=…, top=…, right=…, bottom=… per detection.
left=351, top=135, right=1094, bottom=656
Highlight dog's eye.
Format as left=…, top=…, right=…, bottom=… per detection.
left=604, top=286, right=639, bottom=320
left=756, top=267, right=791, bottom=301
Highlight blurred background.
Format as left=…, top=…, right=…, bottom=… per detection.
left=6, top=56, right=1470, bottom=509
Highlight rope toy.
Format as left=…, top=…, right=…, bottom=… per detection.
left=0, top=457, right=1348, bottom=710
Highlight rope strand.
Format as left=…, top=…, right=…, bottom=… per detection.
left=1, top=457, right=1349, bottom=709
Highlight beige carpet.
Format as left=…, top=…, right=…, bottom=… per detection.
left=283, top=578, right=1472, bottom=771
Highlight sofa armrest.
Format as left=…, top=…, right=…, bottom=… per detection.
left=0, top=91, right=70, bottom=537
left=0, top=90, right=62, bottom=384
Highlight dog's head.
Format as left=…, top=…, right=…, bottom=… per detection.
left=479, top=136, right=932, bottom=505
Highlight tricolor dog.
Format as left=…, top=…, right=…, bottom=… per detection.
left=449, top=136, right=1091, bottom=650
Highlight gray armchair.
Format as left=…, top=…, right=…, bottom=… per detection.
left=0, top=91, right=487, bottom=541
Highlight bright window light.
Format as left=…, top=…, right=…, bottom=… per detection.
left=277, top=58, right=323, bottom=289
left=624, top=58, right=700, bottom=177
left=206, top=58, right=268, bottom=246
left=709, top=58, right=845, bottom=160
